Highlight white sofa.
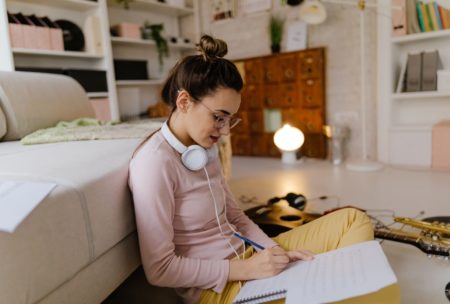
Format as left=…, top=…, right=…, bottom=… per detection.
left=0, top=71, right=151, bottom=304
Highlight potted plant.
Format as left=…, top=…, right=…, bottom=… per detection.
left=142, top=22, right=169, bottom=71
left=269, top=15, right=285, bottom=53
left=114, top=0, right=133, bottom=9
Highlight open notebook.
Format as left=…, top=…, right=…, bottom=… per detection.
left=233, top=241, right=397, bottom=304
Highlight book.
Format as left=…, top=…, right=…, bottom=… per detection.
left=433, top=2, right=444, bottom=29
left=420, top=2, right=432, bottom=31
left=422, top=50, right=441, bottom=91
left=417, top=1, right=426, bottom=31
left=425, top=2, right=436, bottom=31
left=438, top=5, right=448, bottom=28
left=396, top=53, right=408, bottom=93
left=233, top=241, right=397, bottom=304
left=406, top=52, right=423, bottom=92
left=407, top=0, right=421, bottom=34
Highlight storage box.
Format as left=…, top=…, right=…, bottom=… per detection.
left=437, top=70, right=450, bottom=92
left=111, top=23, right=141, bottom=39
left=432, top=120, right=450, bottom=170
left=64, top=69, right=108, bottom=92
left=90, top=98, right=111, bottom=121
left=114, top=59, right=148, bottom=80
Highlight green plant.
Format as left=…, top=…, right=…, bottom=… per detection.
left=269, top=15, right=285, bottom=51
left=114, top=0, right=133, bottom=9
left=143, top=22, right=169, bottom=71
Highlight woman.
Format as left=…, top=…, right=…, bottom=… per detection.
left=128, top=35, right=399, bottom=304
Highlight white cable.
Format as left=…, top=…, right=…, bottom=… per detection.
left=203, top=168, right=244, bottom=261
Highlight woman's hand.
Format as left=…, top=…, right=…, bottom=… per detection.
left=285, top=248, right=315, bottom=262
left=228, top=246, right=315, bottom=282
left=228, top=246, right=290, bottom=281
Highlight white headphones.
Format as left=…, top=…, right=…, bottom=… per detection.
left=161, top=121, right=216, bottom=171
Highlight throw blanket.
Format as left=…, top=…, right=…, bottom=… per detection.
left=21, top=118, right=163, bottom=145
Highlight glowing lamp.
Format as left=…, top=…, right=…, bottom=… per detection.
left=273, top=124, right=305, bottom=164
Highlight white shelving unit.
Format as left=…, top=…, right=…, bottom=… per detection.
left=0, top=0, right=199, bottom=121
left=107, top=0, right=198, bottom=121
left=377, top=0, right=450, bottom=167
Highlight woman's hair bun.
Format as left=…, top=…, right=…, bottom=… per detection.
left=197, top=35, right=228, bottom=60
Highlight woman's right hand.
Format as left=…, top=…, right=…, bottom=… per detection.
left=228, top=247, right=290, bottom=281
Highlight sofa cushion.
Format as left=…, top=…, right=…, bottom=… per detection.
left=0, top=71, right=95, bottom=141
left=0, top=105, right=6, bottom=139
left=0, top=139, right=141, bottom=304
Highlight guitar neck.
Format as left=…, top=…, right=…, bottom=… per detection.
left=375, top=228, right=449, bottom=257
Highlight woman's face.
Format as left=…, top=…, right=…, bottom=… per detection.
left=186, top=87, right=241, bottom=149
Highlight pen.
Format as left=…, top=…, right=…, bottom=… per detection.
left=233, top=233, right=265, bottom=250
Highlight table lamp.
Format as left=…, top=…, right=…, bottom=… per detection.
left=273, top=124, right=305, bottom=164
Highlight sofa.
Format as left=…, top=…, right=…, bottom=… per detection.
left=0, top=71, right=160, bottom=304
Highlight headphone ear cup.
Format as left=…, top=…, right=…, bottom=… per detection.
left=181, top=145, right=208, bottom=171
left=284, top=193, right=307, bottom=210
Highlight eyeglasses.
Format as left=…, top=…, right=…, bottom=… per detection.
left=198, top=102, right=241, bottom=130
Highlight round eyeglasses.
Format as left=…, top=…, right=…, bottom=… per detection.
left=198, top=102, right=241, bottom=129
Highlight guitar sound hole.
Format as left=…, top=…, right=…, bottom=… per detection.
left=280, top=215, right=301, bottom=221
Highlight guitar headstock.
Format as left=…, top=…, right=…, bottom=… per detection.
left=375, top=227, right=450, bottom=258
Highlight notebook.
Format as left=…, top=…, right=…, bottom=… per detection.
left=233, top=241, right=397, bottom=304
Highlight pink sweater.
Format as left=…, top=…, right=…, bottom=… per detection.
left=128, top=131, right=277, bottom=303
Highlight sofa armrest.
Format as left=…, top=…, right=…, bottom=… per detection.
left=0, top=71, right=95, bottom=141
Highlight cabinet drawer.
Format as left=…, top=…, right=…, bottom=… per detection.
left=281, top=109, right=324, bottom=133
left=242, top=84, right=263, bottom=109
left=231, top=134, right=251, bottom=155
left=265, top=133, right=281, bottom=157
left=233, top=111, right=249, bottom=134
left=263, top=54, right=298, bottom=83
left=244, top=59, right=263, bottom=84
left=298, top=49, right=324, bottom=79
left=250, top=135, right=267, bottom=156
left=264, top=83, right=299, bottom=108
left=302, top=133, right=327, bottom=158
left=300, top=78, right=323, bottom=108
left=248, top=110, right=265, bottom=134
left=298, top=109, right=324, bottom=133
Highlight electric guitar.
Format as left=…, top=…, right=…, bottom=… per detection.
left=245, top=203, right=450, bottom=258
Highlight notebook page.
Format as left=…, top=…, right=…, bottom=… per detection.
left=286, top=240, right=397, bottom=304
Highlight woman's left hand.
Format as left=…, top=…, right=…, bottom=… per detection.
left=285, top=249, right=315, bottom=262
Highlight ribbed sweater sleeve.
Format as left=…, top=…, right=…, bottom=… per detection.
left=129, top=148, right=229, bottom=292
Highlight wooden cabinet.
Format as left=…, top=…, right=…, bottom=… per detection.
left=233, top=48, right=326, bottom=158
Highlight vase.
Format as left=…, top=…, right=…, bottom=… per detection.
left=271, top=44, right=280, bottom=53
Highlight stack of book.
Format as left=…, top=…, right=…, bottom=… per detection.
left=396, top=50, right=442, bottom=93
left=392, top=0, right=450, bottom=36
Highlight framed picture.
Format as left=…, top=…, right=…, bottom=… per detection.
left=210, top=0, right=236, bottom=22
left=286, top=21, right=307, bottom=52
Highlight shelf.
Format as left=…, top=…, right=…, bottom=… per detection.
left=13, top=48, right=103, bottom=59
left=392, top=91, right=450, bottom=100
left=116, top=79, right=164, bottom=86
left=7, top=0, right=99, bottom=11
left=107, top=0, right=194, bottom=16
left=87, top=92, right=109, bottom=98
left=111, top=37, right=195, bottom=50
left=392, top=29, right=450, bottom=44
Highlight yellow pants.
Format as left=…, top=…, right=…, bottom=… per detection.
left=198, top=208, right=400, bottom=304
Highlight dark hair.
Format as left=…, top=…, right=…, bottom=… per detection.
left=161, top=34, right=243, bottom=108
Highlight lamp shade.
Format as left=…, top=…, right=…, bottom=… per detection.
left=299, top=0, right=327, bottom=25
left=273, top=124, right=305, bottom=151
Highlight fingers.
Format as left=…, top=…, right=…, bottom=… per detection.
left=287, top=249, right=315, bottom=261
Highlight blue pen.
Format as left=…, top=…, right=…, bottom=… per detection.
left=233, top=233, right=265, bottom=250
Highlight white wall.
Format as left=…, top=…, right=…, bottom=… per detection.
left=199, top=1, right=379, bottom=160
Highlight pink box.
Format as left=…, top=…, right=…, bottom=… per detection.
left=432, top=120, right=450, bottom=170
left=90, top=98, right=111, bottom=121
left=9, top=23, right=25, bottom=48
left=112, top=23, right=141, bottom=39
left=49, top=28, right=64, bottom=51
